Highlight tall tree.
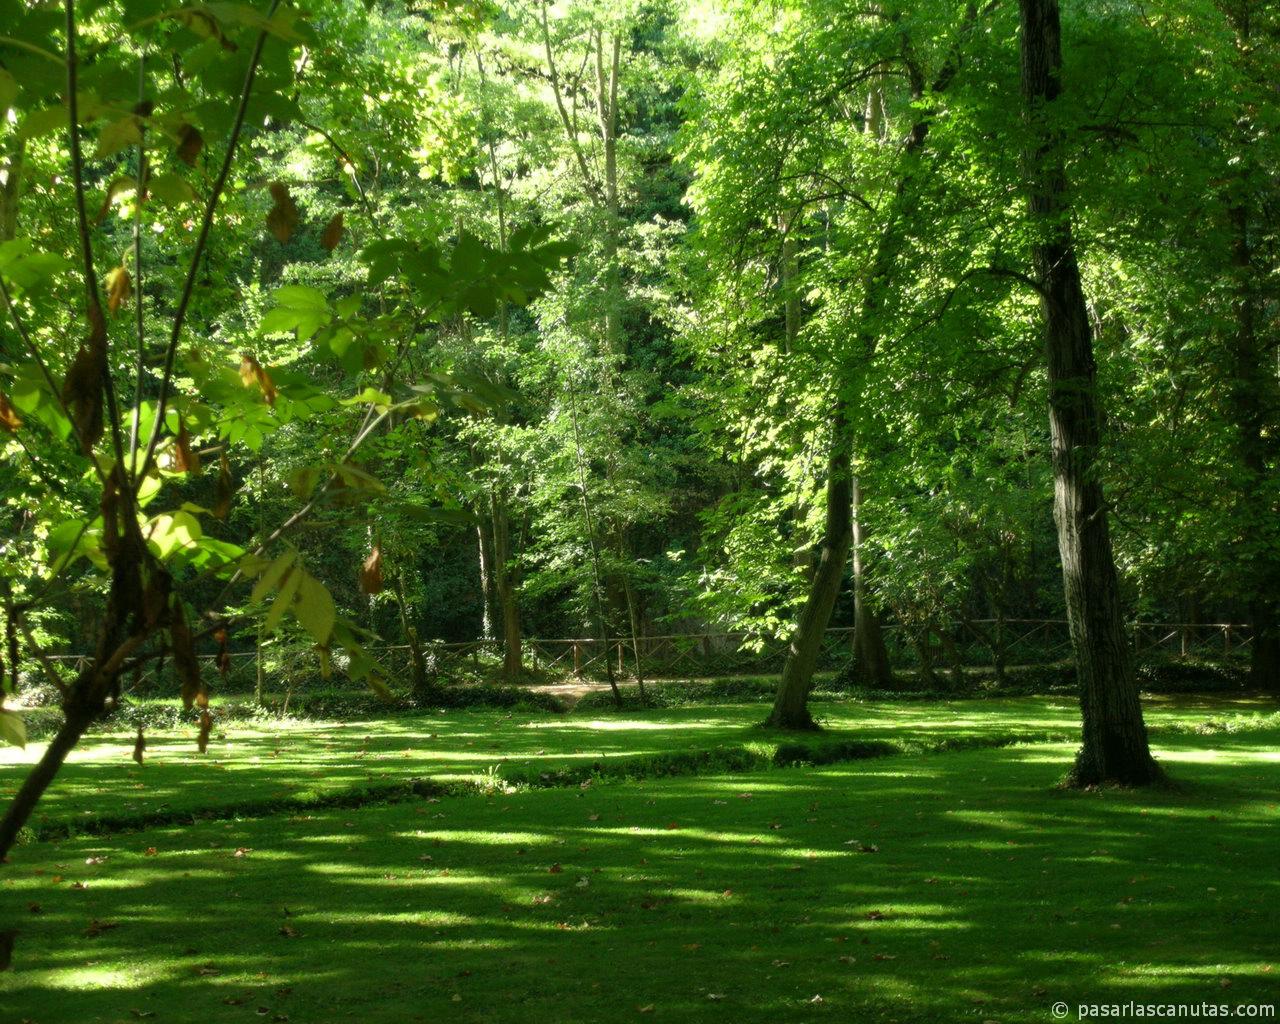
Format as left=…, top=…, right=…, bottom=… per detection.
left=1017, top=0, right=1160, bottom=785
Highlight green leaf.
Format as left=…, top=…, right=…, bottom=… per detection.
left=0, top=69, right=18, bottom=111
left=18, top=105, right=65, bottom=141
left=148, top=172, right=198, bottom=207
left=95, top=115, right=142, bottom=159
left=264, top=566, right=302, bottom=633
left=294, top=574, right=335, bottom=644
left=0, top=709, right=26, bottom=749
left=250, top=550, right=296, bottom=603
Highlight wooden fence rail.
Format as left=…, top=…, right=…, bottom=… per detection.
left=32, top=619, right=1252, bottom=691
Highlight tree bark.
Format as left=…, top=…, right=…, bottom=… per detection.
left=392, top=571, right=432, bottom=700
left=766, top=412, right=853, bottom=729
left=1018, top=0, right=1160, bottom=785
left=489, top=491, right=523, bottom=682
left=477, top=516, right=497, bottom=643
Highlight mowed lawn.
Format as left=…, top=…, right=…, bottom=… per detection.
left=0, top=725, right=1276, bottom=1024
left=2, top=695, right=1275, bottom=833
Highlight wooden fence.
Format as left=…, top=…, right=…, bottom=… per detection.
left=35, top=619, right=1252, bottom=693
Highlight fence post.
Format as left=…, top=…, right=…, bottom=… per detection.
left=1223, top=625, right=1232, bottom=658
left=573, top=642, right=582, bottom=677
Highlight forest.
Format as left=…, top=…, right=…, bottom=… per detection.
left=0, top=1, right=1277, bottom=1021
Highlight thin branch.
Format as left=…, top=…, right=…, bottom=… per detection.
left=64, top=0, right=128, bottom=473
left=137, top=0, right=284, bottom=489
left=539, top=0, right=605, bottom=206
left=128, top=52, right=148, bottom=462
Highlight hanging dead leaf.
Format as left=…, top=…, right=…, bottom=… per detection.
left=359, top=544, right=383, bottom=595
left=266, top=183, right=299, bottom=243
left=62, top=307, right=108, bottom=454
left=132, top=726, right=146, bottom=766
left=173, top=415, right=201, bottom=475
left=105, top=264, right=132, bottom=315
left=176, top=124, right=204, bottom=165
left=0, top=392, right=22, bottom=432
left=320, top=212, right=344, bottom=252
left=239, top=355, right=277, bottom=405
left=197, top=709, right=213, bottom=754
left=214, top=629, right=230, bottom=678
left=212, top=453, right=236, bottom=519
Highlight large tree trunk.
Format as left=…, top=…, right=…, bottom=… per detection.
left=1018, top=0, right=1160, bottom=786
left=849, top=475, right=894, bottom=688
left=766, top=413, right=853, bottom=729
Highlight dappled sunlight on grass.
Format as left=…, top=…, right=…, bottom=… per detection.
left=3, top=695, right=1274, bottom=836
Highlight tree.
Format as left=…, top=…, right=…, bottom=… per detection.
left=1016, top=0, right=1159, bottom=786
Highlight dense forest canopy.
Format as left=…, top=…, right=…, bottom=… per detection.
left=0, top=0, right=1277, bottom=828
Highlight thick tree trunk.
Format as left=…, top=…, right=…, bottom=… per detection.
left=849, top=475, right=894, bottom=688
left=766, top=413, right=853, bottom=729
left=1019, top=0, right=1159, bottom=785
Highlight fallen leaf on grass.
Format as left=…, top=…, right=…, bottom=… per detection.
left=279, top=925, right=300, bottom=938
left=85, top=919, right=119, bottom=938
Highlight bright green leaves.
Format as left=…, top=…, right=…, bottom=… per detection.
left=0, top=239, right=71, bottom=294
left=248, top=550, right=333, bottom=641
left=360, top=228, right=575, bottom=319
left=260, top=285, right=330, bottom=341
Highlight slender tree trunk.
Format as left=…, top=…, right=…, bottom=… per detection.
left=477, top=514, right=497, bottom=642
left=913, top=627, right=939, bottom=688
left=621, top=570, right=646, bottom=700
left=767, top=412, right=853, bottom=729
left=393, top=571, right=431, bottom=700
left=850, top=474, right=894, bottom=688
left=490, top=491, right=523, bottom=682
left=1018, top=0, right=1160, bottom=785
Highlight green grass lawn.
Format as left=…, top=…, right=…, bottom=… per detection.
left=0, top=725, right=1276, bottom=1023
left=2, top=695, right=1276, bottom=835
